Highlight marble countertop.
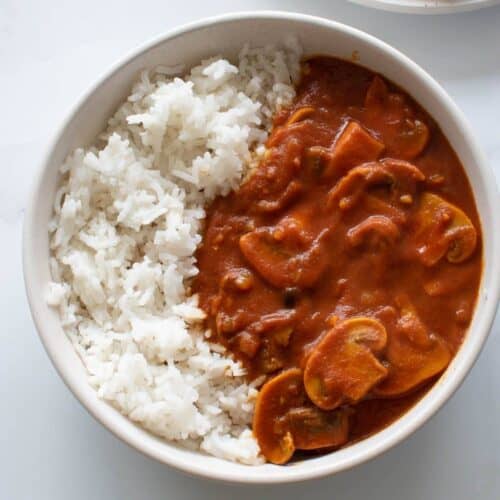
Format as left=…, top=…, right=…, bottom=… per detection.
left=1, top=1, right=499, bottom=498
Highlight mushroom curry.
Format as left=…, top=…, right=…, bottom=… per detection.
left=194, top=57, right=482, bottom=464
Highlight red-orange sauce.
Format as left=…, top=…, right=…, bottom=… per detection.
left=193, top=57, right=482, bottom=463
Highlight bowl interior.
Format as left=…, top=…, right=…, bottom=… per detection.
left=23, top=13, right=500, bottom=483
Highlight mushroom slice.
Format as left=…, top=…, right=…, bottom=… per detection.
left=247, top=309, right=297, bottom=335
left=230, top=309, right=296, bottom=360
left=362, top=194, right=407, bottom=225
left=303, top=146, right=334, bottom=178
left=304, top=318, right=388, bottom=410
left=393, top=119, right=429, bottom=160
left=256, top=326, right=294, bottom=374
left=323, top=121, right=385, bottom=178
left=239, top=219, right=330, bottom=289
left=267, top=120, right=310, bottom=148
left=287, top=406, right=349, bottom=450
left=286, top=106, right=315, bottom=125
left=253, top=369, right=303, bottom=464
left=347, top=215, right=401, bottom=248
left=253, top=368, right=349, bottom=464
left=235, top=309, right=296, bottom=367
left=364, top=76, right=430, bottom=160
left=413, top=192, right=477, bottom=266
left=238, top=135, right=302, bottom=210
left=373, top=299, right=450, bottom=397
left=327, top=159, right=425, bottom=211
left=256, top=180, right=303, bottom=213
left=232, top=330, right=261, bottom=358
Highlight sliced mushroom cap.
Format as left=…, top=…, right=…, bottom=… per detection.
left=347, top=215, right=401, bottom=248
left=237, top=134, right=303, bottom=211
left=393, top=119, right=429, bottom=160
left=253, top=368, right=304, bottom=464
left=362, top=194, right=407, bottom=225
left=253, top=368, right=349, bottom=464
left=364, top=76, right=430, bottom=160
left=232, top=330, right=261, bottom=358
left=303, top=146, right=334, bottom=178
left=287, top=406, right=349, bottom=450
left=256, top=180, right=303, bottom=213
left=304, top=318, right=388, bottom=410
left=267, top=121, right=310, bottom=149
left=247, top=309, right=297, bottom=335
left=286, top=106, right=316, bottom=125
left=414, top=192, right=477, bottom=266
left=239, top=219, right=330, bottom=289
left=373, top=299, right=451, bottom=397
left=230, top=309, right=296, bottom=363
left=244, top=309, right=296, bottom=372
left=327, top=159, right=425, bottom=211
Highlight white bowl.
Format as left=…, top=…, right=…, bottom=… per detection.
left=23, top=11, right=500, bottom=484
left=348, top=0, right=500, bottom=15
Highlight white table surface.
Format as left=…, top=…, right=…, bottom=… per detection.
left=2, top=1, right=499, bottom=498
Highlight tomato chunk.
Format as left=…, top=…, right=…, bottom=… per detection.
left=323, top=121, right=385, bottom=177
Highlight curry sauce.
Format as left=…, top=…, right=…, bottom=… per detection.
left=194, top=57, right=482, bottom=464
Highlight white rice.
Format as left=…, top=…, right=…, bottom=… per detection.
left=46, top=40, right=301, bottom=464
